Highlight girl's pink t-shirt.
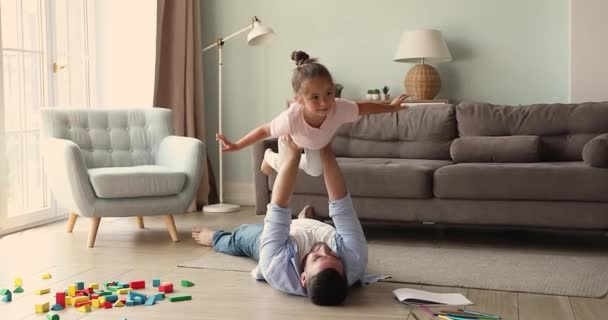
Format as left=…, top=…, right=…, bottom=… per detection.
left=269, top=98, right=360, bottom=150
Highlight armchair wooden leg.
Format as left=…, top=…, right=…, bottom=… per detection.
left=163, top=215, right=179, bottom=242
left=67, top=213, right=78, bottom=233
left=136, top=216, right=144, bottom=229
left=88, top=217, right=101, bottom=248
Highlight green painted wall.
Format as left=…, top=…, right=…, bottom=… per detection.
left=201, top=0, right=569, bottom=186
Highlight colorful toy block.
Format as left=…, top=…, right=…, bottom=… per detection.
left=55, top=292, right=66, bottom=307
left=117, top=282, right=130, bottom=288
left=68, top=285, right=76, bottom=297
left=46, top=312, right=59, bottom=320
left=35, top=302, right=50, bottom=313
left=72, top=296, right=88, bottom=305
left=108, top=285, right=120, bottom=292
left=42, top=273, right=52, bottom=279
left=14, top=278, right=22, bottom=287
left=169, top=295, right=192, bottom=302
left=105, top=294, right=118, bottom=303
left=144, top=296, right=156, bottom=306
left=154, top=293, right=165, bottom=302
left=133, top=296, right=143, bottom=305
left=130, top=280, right=146, bottom=289
left=159, top=282, right=173, bottom=293
left=114, top=300, right=124, bottom=307
left=74, top=300, right=91, bottom=308
left=35, top=288, right=51, bottom=295
left=102, top=301, right=113, bottom=309
left=98, top=296, right=106, bottom=304
left=76, top=304, right=91, bottom=312
left=65, top=296, right=73, bottom=306
left=1, top=291, right=11, bottom=302
left=152, top=279, right=161, bottom=287
left=13, top=287, right=23, bottom=293
left=75, top=282, right=85, bottom=290
left=0, top=289, right=8, bottom=295
left=50, top=304, right=64, bottom=311
left=116, top=288, right=131, bottom=295
left=181, top=280, right=195, bottom=287
left=90, top=283, right=99, bottom=290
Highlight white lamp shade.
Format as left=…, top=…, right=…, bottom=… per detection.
left=393, top=29, right=452, bottom=63
left=247, top=21, right=275, bottom=46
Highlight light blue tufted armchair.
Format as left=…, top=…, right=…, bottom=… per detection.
left=40, top=108, right=205, bottom=247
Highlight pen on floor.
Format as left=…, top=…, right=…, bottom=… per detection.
left=411, top=312, right=420, bottom=320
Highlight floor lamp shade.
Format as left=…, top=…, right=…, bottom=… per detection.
left=202, top=16, right=275, bottom=213
left=393, top=29, right=452, bottom=99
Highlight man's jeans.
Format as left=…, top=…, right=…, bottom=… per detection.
left=212, top=224, right=263, bottom=261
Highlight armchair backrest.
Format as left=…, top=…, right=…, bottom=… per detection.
left=41, top=108, right=174, bottom=168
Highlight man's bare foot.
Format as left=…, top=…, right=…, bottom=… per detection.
left=261, top=149, right=274, bottom=176
left=297, top=205, right=315, bottom=219
left=192, top=226, right=215, bottom=246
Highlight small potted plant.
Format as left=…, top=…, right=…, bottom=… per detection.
left=381, top=86, right=390, bottom=101
left=371, top=89, right=380, bottom=101
left=366, top=89, right=373, bottom=100
left=334, top=83, right=344, bottom=98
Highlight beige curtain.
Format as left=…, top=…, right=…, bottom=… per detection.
left=154, top=0, right=218, bottom=209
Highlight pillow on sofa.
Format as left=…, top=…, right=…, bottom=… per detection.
left=450, top=136, right=541, bottom=163
left=582, top=133, right=608, bottom=168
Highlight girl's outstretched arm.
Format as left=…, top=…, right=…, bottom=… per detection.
left=357, top=93, right=409, bottom=115
left=216, top=123, right=271, bottom=152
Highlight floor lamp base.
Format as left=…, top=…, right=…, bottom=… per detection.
left=203, top=203, right=241, bottom=213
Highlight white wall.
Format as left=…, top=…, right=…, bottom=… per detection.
left=570, top=0, right=608, bottom=102
left=92, top=0, right=156, bottom=107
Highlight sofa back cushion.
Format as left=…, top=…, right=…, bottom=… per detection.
left=456, top=102, right=608, bottom=161
left=332, top=104, right=457, bottom=160
left=450, top=136, right=541, bottom=163
left=582, top=133, right=608, bottom=168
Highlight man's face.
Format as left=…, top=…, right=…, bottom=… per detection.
left=300, top=242, right=344, bottom=287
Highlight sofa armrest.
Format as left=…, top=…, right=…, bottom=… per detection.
left=41, top=138, right=97, bottom=216
left=156, top=136, right=206, bottom=201
left=252, top=138, right=278, bottom=214
left=583, top=133, right=608, bottom=168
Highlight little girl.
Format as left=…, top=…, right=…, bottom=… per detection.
left=216, top=50, right=409, bottom=176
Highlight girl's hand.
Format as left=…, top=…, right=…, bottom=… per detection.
left=390, top=93, right=410, bottom=110
left=216, top=133, right=240, bottom=152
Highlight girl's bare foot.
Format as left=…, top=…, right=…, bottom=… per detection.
left=297, top=205, right=315, bottom=219
left=192, top=226, right=215, bottom=246
left=261, top=149, right=274, bottom=176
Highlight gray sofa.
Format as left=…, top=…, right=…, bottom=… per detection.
left=252, top=102, right=608, bottom=230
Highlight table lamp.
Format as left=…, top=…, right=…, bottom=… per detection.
left=393, top=29, right=452, bottom=100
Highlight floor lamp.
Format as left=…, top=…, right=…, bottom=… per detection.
left=202, top=16, right=275, bottom=213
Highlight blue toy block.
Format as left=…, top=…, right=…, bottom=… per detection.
left=152, top=279, right=161, bottom=287
left=50, top=304, right=64, bottom=311
left=105, top=294, right=118, bottom=303
left=133, top=296, right=143, bottom=305
left=75, top=282, right=85, bottom=290
left=154, top=293, right=165, bottom=302
left=144, top=296, right=156, bottom=306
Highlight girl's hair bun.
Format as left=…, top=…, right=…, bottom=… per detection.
left=291, top=51, right=310, bottom=66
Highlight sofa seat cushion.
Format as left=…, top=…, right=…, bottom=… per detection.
left=269, top=158, right=453, bottom=199
left=89, top=165, right=186, bottom=199
left=434, top=162, right=608, bottom=202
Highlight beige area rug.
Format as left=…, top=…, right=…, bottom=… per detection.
left=179, top=226, right=608, bottom=298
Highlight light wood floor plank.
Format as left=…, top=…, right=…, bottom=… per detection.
left=518, top=293, right=575, bottom=320
left=466, top=289, right=518, bottom=320
left=408, top=285, right=469, bottom=320
left=570, top=296, right=608, bottom=320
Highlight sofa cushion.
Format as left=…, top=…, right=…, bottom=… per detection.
left=269, top=158, right=453, bottom=199
left=89, top=165, right=186, bottom=198
left=450, top=136, right=541, bottom=163
left=583, top=133, right=608, bottom=168
left=434, top=162, right=608, bottom=202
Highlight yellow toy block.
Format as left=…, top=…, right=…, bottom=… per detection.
left=35, top=302, right=49, bottom=314
left=116, top=288, right=131, bottom=295
left=92, top=299, right=100, bottom=308
left=98, top=296, right=106, bottom=304
left=66, top=296, right=73, bottom=306
left=35, top=288, right=51, bottom=295
left=76, top=304, right=91, bottom=312
left=41, top=273, right=52, bottom=279
left=73, top=296, right=88, bottom=304
left=14, top=278, right=22, bottom=287
left=68, top=284, right=76, bottom=297
left=113, top=300, right=124, bottom=307
left=90, top=283, right=99, bottom=290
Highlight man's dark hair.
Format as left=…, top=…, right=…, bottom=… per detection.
left=306, top=268, right=348, bottom=306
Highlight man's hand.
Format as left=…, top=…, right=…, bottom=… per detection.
left=281, top=135, right=302, bottom=162
left=216, top=133, right=240, bottom=152
left=389, top=93, right=410, bottom=110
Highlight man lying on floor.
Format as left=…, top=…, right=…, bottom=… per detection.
left=192, top=135, right=368, bottom=306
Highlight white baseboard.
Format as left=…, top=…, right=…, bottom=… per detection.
left=223, top=182, right=256, bottom=206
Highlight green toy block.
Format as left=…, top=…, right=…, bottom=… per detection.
left=181, top=280, right=195, bottom=287
left=13, top=287, right=24, bottom=293
left=0, top=289, right=8, bottom=295
left=46, top=312, right=60, bottom=320
left=168, top=295, right=192, bottom=302
left=51, top=304, right=64, bottom=311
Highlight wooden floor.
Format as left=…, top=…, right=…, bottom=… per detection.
left=0, top=207, right=606, bottom=320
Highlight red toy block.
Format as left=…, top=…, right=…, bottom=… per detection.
left=75, top=300, right=91, bottom=308
left=159, top=282, right=173, bottom=293
left=119, top=297, right=126, bottom=304
left=55, top=292, right=66, bottom=307
left=102, top=302, right=113, bottom=309
left=91, top=294, right=99, bottom=300
left=129, top=280, right=146, bottom=289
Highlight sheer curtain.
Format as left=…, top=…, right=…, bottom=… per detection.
left=154, top=0, right=218, bottom=209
